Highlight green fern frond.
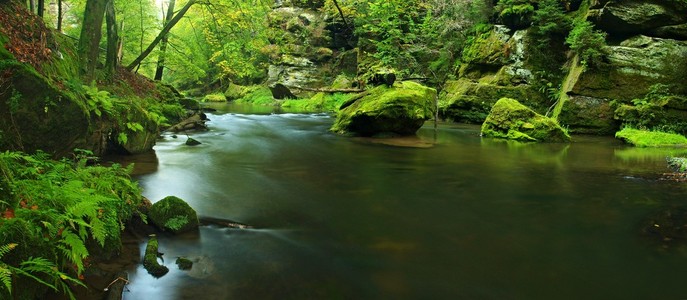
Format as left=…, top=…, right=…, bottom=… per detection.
left=58, top=232, right=89, bottom=273
left=0, top=266, right=11, bottom=294
left=0, top=243, right=17, bottom=258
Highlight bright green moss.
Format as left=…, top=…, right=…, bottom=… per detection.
left=615, top=128, right=687, bottom=147
left=234, top=86, right=275, bottom=106
left=202, top=93, right=227, bottom=102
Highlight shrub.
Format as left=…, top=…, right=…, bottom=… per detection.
left=566, top=20, right=608, bottom=69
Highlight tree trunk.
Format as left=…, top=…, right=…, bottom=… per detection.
left=37, top=0, right=44, bottom=17
left=105, top=0, right=119, bottom=79
left=57, top=0, right=63, bottom=32
left=154, top=0, right=176, bottom=81
left=126, top=0, right=195, bottom=71
left=78, top=0, right=108, bottom=81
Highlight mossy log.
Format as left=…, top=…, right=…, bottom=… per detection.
left=143, top=235, right=169, bottom=277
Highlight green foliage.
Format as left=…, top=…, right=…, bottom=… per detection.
left=615, top=128, right=687, bottom=147
left=164, top=215, right=189, bottom=231
left=613, top=84, right=687, bottom=134
left=0, top=150, right=143, bottom=299
left=668, top=157, right=687, bottom=173
left=566, top=20, right=607, bottom=70
left=83, top=84, right=115, bottom=118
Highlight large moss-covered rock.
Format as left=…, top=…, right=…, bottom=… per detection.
left=571, top=35, right=687, bottom=100
left=0, top=60, right=99, bottom=157
left=593, top=0, right=687, bottom=37
left=149, top=196, right=199, bottom=234
left=438, top=78, right=546, bottom=124
left=330, top=81, right=436, bottom=136
left=481, top=98, right=571, bottom=142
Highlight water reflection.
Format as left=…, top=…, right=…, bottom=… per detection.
left=122, top=107, right=687, bottom=299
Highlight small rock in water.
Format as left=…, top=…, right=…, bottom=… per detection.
left=186, top=137, right=201, bottom=146
left=176, top=257, right=193, bottom=270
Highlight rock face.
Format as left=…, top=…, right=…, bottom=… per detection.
left=266, top=2, right=355, bottom=93
left=571, top=36, right=687, bottom=100
left=592, top=0, right=687, bottom=39
left=331, top=81, right=436, bottom=136
left=439, top=26, right=545, bottom=124
left=559, top=35, right=687, bottom=134
left=481, top=98, right=571, bottom=142
left=148, top=196, right=199, bottom=234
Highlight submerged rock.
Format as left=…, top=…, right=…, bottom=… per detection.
left=330, top=81, right=436, bottom=136
left=185, top=137, right=201, bottom=146
left=148, top=196, right=199, bottom=234
left=641, top=207, right=687, bottom=248
left=481, top=98, right=571, bottom=142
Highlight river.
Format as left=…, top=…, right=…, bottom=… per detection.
left=122, top=104, right=687, bottom=299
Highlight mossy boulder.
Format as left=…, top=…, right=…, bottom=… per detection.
left=615, top=128, right=687, bottom=147
left=148, top=196, right=199, bottom=234
left=0, top=60, right=96, bottom=157
left=558, top=95, right=618, bottom=135
left=438, top=78, right=546, bottom=124
left=481, top=98, right=571, bottom=142
left=331, top=81, right=436, bottom=136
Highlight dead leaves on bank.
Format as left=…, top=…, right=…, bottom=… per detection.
left=0, top=2, right=56, bottom=70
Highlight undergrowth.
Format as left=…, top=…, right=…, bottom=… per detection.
left=0, top=150, right=143, bottom=299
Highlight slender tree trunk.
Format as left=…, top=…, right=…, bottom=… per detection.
left=28, top=0, right=35, bottom=13
left=57, top=0, right=63, bottom=32
left=78, top=0, right=108, bottom=81
left=37, top=0, right=44, bottom=17
left=154, top=0, right=176, bottom=81
left=331, top=0, right=348, bottom=27
left=126, top=0, right=196, bottom=71
left=105, top=0, right=119, bottom=79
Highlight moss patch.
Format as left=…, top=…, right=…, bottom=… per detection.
left=615, top=128, right=687, bottom=147
left=282, top=92, right=353, bottom=112
left=233, top=86, right=276, bottom=106
left=481, top=98, right=571, bottom=142
left=148, top=196, right=199, bottom=234
left=202, top=93, right=227, bottom=102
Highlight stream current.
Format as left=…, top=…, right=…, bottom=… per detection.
left=122, top=104, right=687, bottom=299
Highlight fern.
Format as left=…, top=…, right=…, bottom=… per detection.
left=0, top=243, right=18, bottom=294
left=0, top=266, right=11, bottom=294
left=58, top=231, right=89, bottom=273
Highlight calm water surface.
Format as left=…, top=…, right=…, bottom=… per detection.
left=123, top=104, right=687, bottom=299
